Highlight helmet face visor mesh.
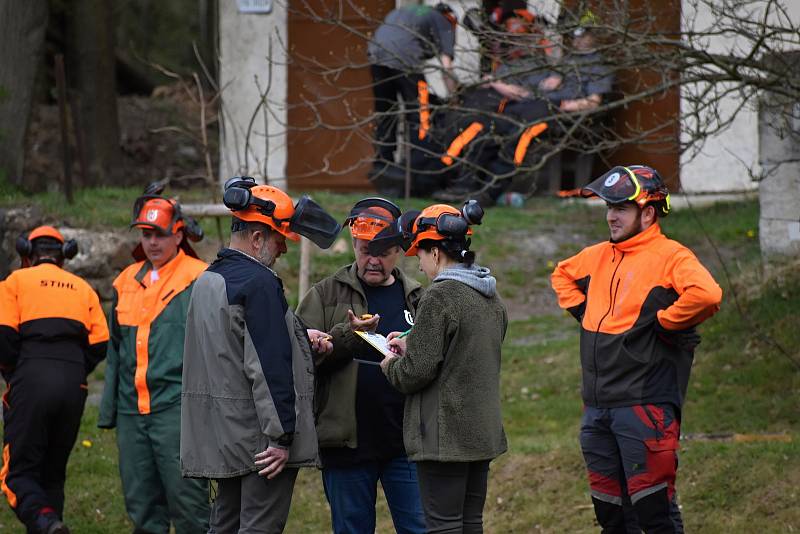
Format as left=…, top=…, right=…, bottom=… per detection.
left=368, top=210, right=420, bottom=257
left=289, top=196, right=342, bottom=249
left=581, top=166, right=640, bottom=204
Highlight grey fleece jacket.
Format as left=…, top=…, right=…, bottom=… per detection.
left=383, top=263, right=508, bottom=462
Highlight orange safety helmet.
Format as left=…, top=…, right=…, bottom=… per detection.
left=28, top=225, right=65, bottom=243
left=131, top=197, right=185, bottom=235
left=223, top=178, right=300, bottom=241
left=405, top=201, right=484, bottom=256
left=130, top=186, right=204, bottom=260
left=345, top=197, right=402, bottom=241
left=223, top=176, right=342, bottom=249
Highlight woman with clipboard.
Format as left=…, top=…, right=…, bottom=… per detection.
left=377, top=200, right=508, bottom=533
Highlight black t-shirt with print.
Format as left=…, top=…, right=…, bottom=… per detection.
left=320, top=277, right=414, bottom=468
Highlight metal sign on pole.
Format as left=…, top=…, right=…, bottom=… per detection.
left=237, top=0, right=272, bottom=14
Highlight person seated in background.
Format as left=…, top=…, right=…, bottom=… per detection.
left=435, top=10, right=614, bottom=205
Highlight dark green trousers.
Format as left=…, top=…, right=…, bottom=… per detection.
left=117, top=403, right=210, bottom=533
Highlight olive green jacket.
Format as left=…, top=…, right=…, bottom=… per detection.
left=384, top=273, right=508, bottom=462
left=296, top=263, right=422, bottom=449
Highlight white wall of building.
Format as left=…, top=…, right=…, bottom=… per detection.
left=680, top=0, right=800, bottom=192
left=219, top=1, right=288, bottom=188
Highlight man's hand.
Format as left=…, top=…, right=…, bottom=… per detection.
left=440, top=54, right=458, bottom=95
left=539, top=75, right=562, bottom=92
left=347, top=309, right=380, bottom=332
left=560, top=94, right=602, bottom=113
left=655, top=322, right=701, bottom=351
left=492, top=81, right=531, bottom=101
left=386, top=332, right=407, bottom=356
left=307, top=328, right=333, bottom=355
left=380, top=352, right=399, bottom=372
left=254, top=446, right=289, bottom=479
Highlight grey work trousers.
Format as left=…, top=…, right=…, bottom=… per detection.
left=208, top=468, right=299, bottom=534
left=416, top=460, right=490, bottom=534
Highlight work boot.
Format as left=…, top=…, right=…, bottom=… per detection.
left=30, top=512, right=71, bottom=534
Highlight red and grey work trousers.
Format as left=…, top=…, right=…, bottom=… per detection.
left=580, top=404, right=684, bottom=534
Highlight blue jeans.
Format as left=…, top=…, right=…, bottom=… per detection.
left=321, top=456, right=425, bottom=534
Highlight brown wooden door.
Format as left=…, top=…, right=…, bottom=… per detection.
left=286, top=0, right=394, bottom=192
left=603, top=0, right=681, bottom=188
left=561, top=0, right=681, bottom=187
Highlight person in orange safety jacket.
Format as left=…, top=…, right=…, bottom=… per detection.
left=97, top=190, right=210, bottom=533
left=551, top=165, right=722, bottom=534
left=0, top=226, right=109, bottom=534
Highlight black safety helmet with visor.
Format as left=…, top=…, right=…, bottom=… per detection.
left=223, top=176, right=342, bottom=249
left=344, top=197, right=402, bottom=243
left=581, top=165, right=671, bottom=217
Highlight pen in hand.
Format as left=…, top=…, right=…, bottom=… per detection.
left=397, top=328, right=412, bottom=339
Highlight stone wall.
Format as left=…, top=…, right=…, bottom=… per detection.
left=0, top=207, right=140, bottom=303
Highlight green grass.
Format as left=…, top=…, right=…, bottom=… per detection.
left=1, top=192, right=798, bottom=532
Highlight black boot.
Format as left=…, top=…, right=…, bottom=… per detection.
left=29, top=512, right=71, bottom=534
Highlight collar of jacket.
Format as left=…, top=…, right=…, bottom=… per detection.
left=333, top=262, right=421, bottom=300
left=610, top=222, right=664, bottom=254
left=134, top=248, right=187, bottom=286
left=215, top=247, right=279, bottom=277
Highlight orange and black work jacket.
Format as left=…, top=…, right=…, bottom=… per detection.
left=551, top=223, right=722, bottom=409
left=0, top=263, right=109, bottom=376
left=98, top=250, right=207, bottom=428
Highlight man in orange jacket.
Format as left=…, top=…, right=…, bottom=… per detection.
left=98, top=191, right=210, bottom=533
left=551, top=165, right=722, bottom=533
left=0, top=226, right=109, bottom=534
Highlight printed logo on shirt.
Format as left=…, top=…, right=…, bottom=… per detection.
left=404, top=310, right=414, bottom=326
left=40, top=280, right=77, bottom=290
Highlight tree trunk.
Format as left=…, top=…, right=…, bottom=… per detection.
left=66, top=0, right=121, bottom=186
left=0, top=0, right=48, bottom=186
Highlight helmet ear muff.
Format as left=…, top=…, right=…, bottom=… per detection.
left=16, top=234, right=78, bottom=261
left=461, top=200, right=484, bottom=226
left=223, top=184, right=277, bottom=217
left=223, top=186, right=254, bottom=212
left=183, top=217, right=204, bottom=242
left=436, top=213, right=469, bottom=237
left=16, top=235, right=33, bottom=258
left=62, top=239, right=78, bottom=259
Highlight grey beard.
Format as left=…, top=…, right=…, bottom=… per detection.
left=256, top=244, right=276, bottom=268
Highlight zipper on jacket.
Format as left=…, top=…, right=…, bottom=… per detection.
left=591, top=248, right=625, bottom=407
left=610, top=279, right=621, bottom=317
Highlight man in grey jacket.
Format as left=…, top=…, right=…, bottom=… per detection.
left=181, top=180, right=337, bottom=533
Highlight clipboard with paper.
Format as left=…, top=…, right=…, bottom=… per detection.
left=354, top=330, right=394, bottom=360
